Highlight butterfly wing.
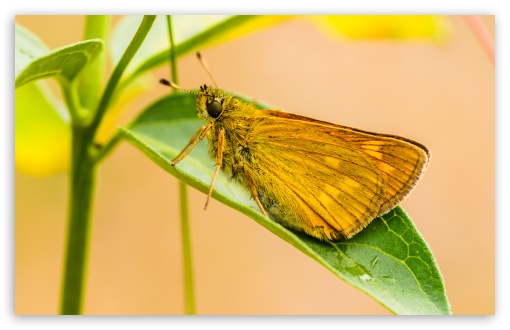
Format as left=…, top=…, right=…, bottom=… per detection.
left=240, top=110, right=429, bottom=240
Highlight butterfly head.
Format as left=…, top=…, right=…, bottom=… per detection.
left=196, top=84, right=230, bottom=122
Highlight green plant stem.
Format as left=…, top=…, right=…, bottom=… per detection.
left=59, top=15, right=156, bottom=315
left=179, top=181, right=195, bottom=314
left=61, top=79, right=87, bottom=126
left=60, top=126, right=96, bottom=314
left=167, top=16, right=178, bottom=84
left=80, top=15, right=111, bottom=111
left=167, top=15, right=195, bottom=315
left=88, top=15, right=156, bottom=136
left=93, top=130, right=122, bottom=163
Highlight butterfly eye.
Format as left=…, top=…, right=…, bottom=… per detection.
left=206, top=100, right=223, bottom=118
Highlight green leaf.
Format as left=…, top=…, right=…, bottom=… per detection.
left=14, top=23, right=72, bottom=175
left=120, top=92, right=450, bottom=315
left=15, top=81, right=70, bottom=175
left=110, top=15, right=230, bottom=75
left=114, top=15, right=287, bottom=88
left=15, top=34, right=104, bottom=88
left=15, top=23, right=51, bottom=78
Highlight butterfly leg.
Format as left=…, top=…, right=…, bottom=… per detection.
left=172, top=123, right=212, bottom=165
left=204, top=127, right=225, bottom=210
left=242, top=164, right=269, bottom=218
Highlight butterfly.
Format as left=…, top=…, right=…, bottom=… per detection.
left=160, top=53, right=430, bottom=241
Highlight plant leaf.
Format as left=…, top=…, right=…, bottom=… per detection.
left=15, top=81, right=70, bottom=176
left=113, top=15, right=289, bottom=87
left=110, top=15, right=229, bottom=74
left=15, top=32, right=104, bottom=88
left=14, top=23, right=104, bottom=175
left=120, top=92, right=450, bottom=315
left=15, top=23, right=51, bottom=78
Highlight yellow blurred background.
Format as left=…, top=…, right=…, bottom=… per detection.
left=15, top=15, right=494, bottom=315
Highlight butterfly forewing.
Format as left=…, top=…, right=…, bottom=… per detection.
left=241, top=110, right=429, bottom=239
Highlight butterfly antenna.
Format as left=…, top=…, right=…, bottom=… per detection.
left=159, top=78, right=198, bottom=95
left=196, top=51, right=219, bottom=88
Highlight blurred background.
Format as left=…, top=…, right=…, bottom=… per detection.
left=15, top=15, right=494, bottom=315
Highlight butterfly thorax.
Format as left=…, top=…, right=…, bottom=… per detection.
left=196, top=85, right=263, bottom=181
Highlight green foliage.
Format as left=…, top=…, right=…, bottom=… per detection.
left=122, top=92, right=451, bottom=315
left=15, top=23, right=50, bottom=77
left=111, top=15, right=277, bottom=88
left=15, top=27, right=104, bottom=88
left=15, top=82, right=70, bottom=175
